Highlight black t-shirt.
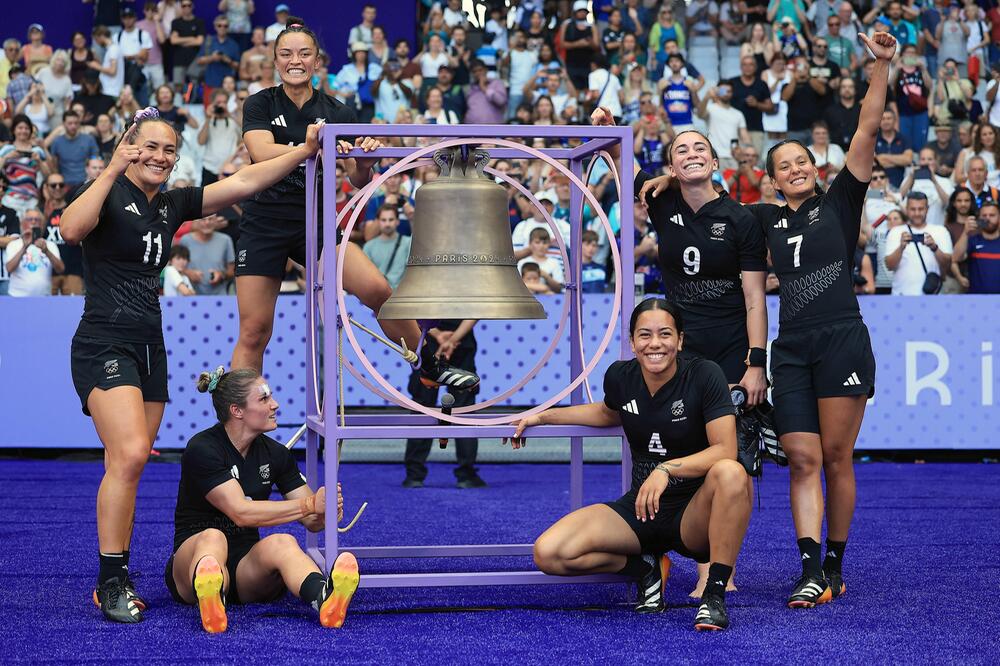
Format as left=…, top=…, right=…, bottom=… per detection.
left=635, top=171, right=767, bottom=332
left=824, top=101, right=861, bottom=151
left=809, top=59, right=841, bottom=83
left=603, top=357, right=734, bottom=508
left=602, top=27, right=624, bottom=53
left=241, top=86, right=357, bottom=221
left=787, top=80, right=829, bottom=132
left=170, top=17, right=206, bottom=67
left=73, top=92, right=117, bottom=126
left=46, top=207, right=84, bottom=277
left=172, top=422, right=308, bottom=550
left=728, top=76, right=771, bottom=132
left=71, top=175, right=203, bottom=343
left=749, top=167, right=868, bottom=333
left=0, top=205, right=19, bottom=282
left=563, top=20, right=596, bottom=71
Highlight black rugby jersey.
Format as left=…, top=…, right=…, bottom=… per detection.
left=71, top=176, right=203, bottom=343
left=241, top=86, right=357, bottom=221
left=603, top=357, right=734, bottom=504
left=749, top=166, right=867, bottom=332
left=636, top=171, right=767, bottom=331
left=172, top=422, right=308, bottom=550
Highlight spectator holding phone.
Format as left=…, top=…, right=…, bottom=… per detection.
left=4, top=209, right=64, bottom=297
left=899, top=147, right=954, bottom=227
left=952, top=200, right=1000, bottom=293
left=884, top=192, right=952, bottom=295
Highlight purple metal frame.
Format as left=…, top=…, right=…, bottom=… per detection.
left=305, top=124, right=635, bottom=589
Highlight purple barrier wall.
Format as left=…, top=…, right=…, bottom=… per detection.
left=0, top=295, right=997, bottom=449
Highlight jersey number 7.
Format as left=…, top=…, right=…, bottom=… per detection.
left=787, top=234, right=803, bottom=268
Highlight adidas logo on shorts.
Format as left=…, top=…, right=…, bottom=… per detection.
left=843, top=372, right=862, bottom=387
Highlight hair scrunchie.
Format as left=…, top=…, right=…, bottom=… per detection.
left=207, top=365, right=226, bottom=392
left=133, top=106, right=160, bottom=123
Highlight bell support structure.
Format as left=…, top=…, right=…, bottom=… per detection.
left=304, top=124, right=635, bottom=588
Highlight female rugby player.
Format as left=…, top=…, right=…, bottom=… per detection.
left=232, top=17, right=477, bottom=390
left=513, top=299, right=751, bottom=631
left=592, top=108, right=767, bottom=597
left=166, top=367, right=356, bottom=633
left=61, top=109, right=325, bottom=623
left=750, top=31, right=895, bottom=608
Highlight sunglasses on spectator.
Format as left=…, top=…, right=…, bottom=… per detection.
left=24, top=215, right=44, bottom=222
left=216, top=22, right=228, bottom=27
left=47, top=181, right=65, bottom=188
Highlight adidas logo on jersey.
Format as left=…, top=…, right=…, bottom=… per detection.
left=843, top=372, right=862, bottom=386
left=774, top=218, right=788, bottom=229
left=271, top=114, right=288, bottom=127
left=670, top=213, right=684, bottom=227
left=124, top=202, right=141, bottom=215
left=622, top=399, right=639, bottom=415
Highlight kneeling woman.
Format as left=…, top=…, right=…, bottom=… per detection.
left=512, top=299, right=751, bottom=630
left=166, top=367, right=357, bottom=633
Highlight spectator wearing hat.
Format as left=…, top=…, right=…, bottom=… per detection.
left=169, top=0, right=206, bottom=86
left=335, top=42, right=382, bottom=123
left=465, top=58, right=507, bottom=124
left=21, top=24, right=53, bottom=77
left=266, top=4, right=291, bottom=43
left=348, top=4, right=377, bottom=47
left=116, top=7, right=154, bottom=104
left=433, top=64, right=466, bottom=120
left=561, top=0, right=600, bottom=92
left=372, top=59, right=415, bottom=123
left=925, top=123, right=960, bottom=178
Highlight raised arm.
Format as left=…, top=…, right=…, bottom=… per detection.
left=201, top=122, right=323, bottom=214
left=846, top=32, right=897, bottom=182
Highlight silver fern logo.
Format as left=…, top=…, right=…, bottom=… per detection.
left=671, top=399, right=685, bottom=416
left=667, top=278, right=736, bottom=302
left=779, top=261, right=844, bottom=320
left=711, top=223, right=726, bottom=236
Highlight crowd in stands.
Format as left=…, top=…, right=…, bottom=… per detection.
left=1, top=0, right=999, bottom=299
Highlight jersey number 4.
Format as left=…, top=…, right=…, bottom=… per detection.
left=787, top=234, right=803, bottom=268
left=142, top=231, right=164, bottom=265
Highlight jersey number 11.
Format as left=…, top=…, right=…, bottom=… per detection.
left=142, top=231, right=163, bottom=265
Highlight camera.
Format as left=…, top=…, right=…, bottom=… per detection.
left=213, top=104, right=226, bottom=116
left=852, top=270, right=868, bottom=286
left=911, top=233, right=925, bottom=244
left=977, top=218, right=990, bottom=229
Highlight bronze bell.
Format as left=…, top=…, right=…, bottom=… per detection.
left=378, top=148, right=546, bottom=320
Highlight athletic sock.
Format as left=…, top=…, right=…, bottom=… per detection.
left=618, top=554, right=655, bottom=579
left=299, top=571, right=328, bottom=611
left=797, top=537, right=823, bottom=577
left=824, top=539, right=847, bottom=575
left=704, top=563, right=733, bottom=600
left=98, top=552, right=128, bottom=586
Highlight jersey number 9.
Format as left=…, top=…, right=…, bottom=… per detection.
left=682, top=246, right=701, bottom=275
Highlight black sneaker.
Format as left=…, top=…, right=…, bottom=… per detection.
left=418, top=348, right=480, bottom=390
left=456, top=475, right=487, bottom=489
left=736, top=412, right=762, bottom=477
left=787, top=573, right=832, bottom=608
left=693, top=594, right=729, bottom=631
left=95, top=577, right=143, bottom=623
left=402, top=478, right=424, bottom=488
left=754, top=402, right=787, bottom=467
left=92, top=574, right=146, bottom=611
left=826, top=571, right=846, bottom=599
left=634, top=554, right=671, bottom=613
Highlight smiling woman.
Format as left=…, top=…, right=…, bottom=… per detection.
left=162, top=367, right=355, bottom=634
left=57, top=106, right=325, bottom=624
left=512, top=299, right=750, bottom=632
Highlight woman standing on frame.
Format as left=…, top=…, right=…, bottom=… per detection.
left=60, top=108, right=324, bottom=623
left=232, top=17, right=478, bottom=391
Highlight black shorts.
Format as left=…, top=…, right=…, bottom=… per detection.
left=770, top=319, right=876, bottom=436
left=164, top=535, right=260, bottom=606
left=235, top=211, right=342, bottom=278
left=604, top=490, right=708, bottom=563
left=680, top=319, right=749, bottom=385
left=70, top=335, right=169, bottom=416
